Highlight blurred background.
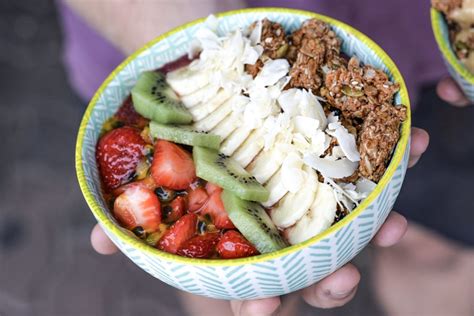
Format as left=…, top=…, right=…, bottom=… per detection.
left=0, top=0, right=472, bottom=315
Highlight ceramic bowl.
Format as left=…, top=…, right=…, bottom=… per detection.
left=431, top=8, right=474, bottom=102
left=76, top=8, right=411, bottom=300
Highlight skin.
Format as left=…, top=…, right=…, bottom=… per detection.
left=90, top=128, right=429, bottom=315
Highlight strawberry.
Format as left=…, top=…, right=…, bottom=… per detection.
left=200, top=191, right=235, bottom=229
left=96, top=126, right=147, bottom=192
left=216, top=230, right=259, bottom=259
left=112, top=175, right=157, bottom=197
left=163, top=196, right=186, bottom=224
left=113, top=185, right=161, bottom=233
left=187, top=187, right=209, bottom=212
left=151, top=140, right=196, bottom=190
left=115, top=95, right=149, bottom=128
left=205, top=182, right=222, bottom=196
left=158, top=213, right=197, bottom=254
left=177, top=232, right=220, bottom=258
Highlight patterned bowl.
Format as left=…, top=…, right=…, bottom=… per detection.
left=76, top=8, right=411, bottom=300
left=431, top=8, right=474, bottom=102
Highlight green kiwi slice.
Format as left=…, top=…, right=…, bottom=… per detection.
left=131, top=71, right=193, bottom=124
left=221, top=190, right=288, bottom=253
left=149, top=121, right=221, bottom=150
left=193, top=147, right=269, bottom=202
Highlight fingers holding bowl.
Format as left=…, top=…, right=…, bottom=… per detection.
left=91, top=224, right=119, bottom=255
left=436, top=77, right=471, bottom=107
left=408, top=128, right=430, bottom=168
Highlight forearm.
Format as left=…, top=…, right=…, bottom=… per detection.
left=65, top=0, right=245, bottom=55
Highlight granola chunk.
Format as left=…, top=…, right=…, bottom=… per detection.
left=358, top=103, right=407, bottom=182
left=245, top=59, right=264, bottom=78
left=321, top=57, right=400, bottom=119
left=287, top=19, right=342, bottom=93
left=431, top=0, right=462, bottom=15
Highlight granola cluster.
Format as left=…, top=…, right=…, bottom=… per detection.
left=246, top=18, right=407, bottom=183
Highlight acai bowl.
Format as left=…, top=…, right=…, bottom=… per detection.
left=76, top=8, right=411, bottom=300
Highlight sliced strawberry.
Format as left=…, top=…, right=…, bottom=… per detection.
left=96, top=126, right=147, bottom=192
left=200, top=191, right=235, bottom=229
left=163, top=196, right=186, bottom=224
left=112, top=175, right=157, bottom=197
left=113, top=185, right=161, bottom=233
left=216, top=230, right=259, bottom=259
left=187, top=187, right=209, bottom=212
left=151, top=140, right=196, bottom=190
left=115, top=95, right=149, bottom=128
left=158, top=213, right=197, bottom=254
left=205, top=182, right=222, bottom=196
left=177, top=232, right=220, bottom=258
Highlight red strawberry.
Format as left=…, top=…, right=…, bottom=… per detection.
left=205, top=182, right=222, bottom=196
left=158, top=213, right=197, bottom=254
left=96, top=126, right=147, bottom=192
left=113, top=185, right=161, bottom=233
left=200, top=191, right=235, bottom=229
left=177, top=233, right=220, bottom=258
left=163, top=196, right=186, bottom=223
left=216, top=230, right=259, bottom=259
left=187, top=187, right=209, bottom=212
left=115, top=95, right=149, bottom=128
left=112, top=175, right=157, bottom=197
left=151, top=140, right=196, bottom=190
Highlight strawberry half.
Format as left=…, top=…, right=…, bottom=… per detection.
left=177, top=232, right=220, bottom=258
left=216, top=230, right=259, bottom=259
left=96, top=126, right=147, bottom=192
left=115, top=95, right=149, bottom=129
left=205, top=182, right=222, bottom=196
left=151, top=140, right=197, bottom=190
left=200, top=191, right=235, bottom=229
left=113, top=185, right=161, bottom=233
left=112, top=175, right=157, bottom=197
left=158, top=213, right=197, bottom=254
left=163, top=196, right=186, bottom=224
left=187, top=187, right=209, bottom=212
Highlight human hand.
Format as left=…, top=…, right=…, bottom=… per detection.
left=90, top=127, right=429, bottom=315
left=436, top=77, right=471, bottom=107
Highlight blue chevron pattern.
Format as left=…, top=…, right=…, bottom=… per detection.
left=79, top=10, right=411, bottom=300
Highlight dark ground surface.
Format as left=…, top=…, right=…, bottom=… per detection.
left=0, top=1, right=472, bottom=316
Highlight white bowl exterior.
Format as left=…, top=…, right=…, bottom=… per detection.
left=80, top=10, right=410, bottom=299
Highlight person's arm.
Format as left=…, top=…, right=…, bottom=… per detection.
left=64, top=0, right=245, bottom=55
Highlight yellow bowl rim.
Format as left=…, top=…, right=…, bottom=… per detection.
left=75, top=7, right=411, bottom=267
left=430, top=8, right=474, bottom=83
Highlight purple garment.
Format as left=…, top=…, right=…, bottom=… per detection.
left=58, top=1, right=446, bottom=102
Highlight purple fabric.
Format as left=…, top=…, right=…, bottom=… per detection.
left=58, top=1, right=446, bottom=102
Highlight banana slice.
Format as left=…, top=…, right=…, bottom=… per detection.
left=180, top=84, right=220, bottom=108
left=246, top=146, right=285, bottom=184
left=232, top=128, right=265, bottom=167
left=220, top=125, right=254, bottom=156
left=166, top=67, right=210, bottom=96
left=189, top=89, right=232, bottom=121
left=285, top=183, right=337, bottom=245
left=210, top=114, right=240, bottom=140
left=270, top=166, right=318, bottom=228
left=193, top=96, right=234, bottom=132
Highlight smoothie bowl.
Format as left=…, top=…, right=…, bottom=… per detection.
left=75, top=8, right=411, bottom=300
left=431, top=0, right=474, bottom=102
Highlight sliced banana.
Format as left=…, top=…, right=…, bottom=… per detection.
left=180, top=84, right=219, bottom=108
left=270, top=166, right=318, bottom=228
left=166, top=67, right=210, bottom=96
left=210, top=114, right=240, bottom=140
left=246, top=146, right=285, bottom=184
left=232, top=128, right=265, bottom=167
left=285, top=183, right=337, bottom=245
left=189, top=89, right=232, bottom=121
left=193, top=96, right=234, bottom=132
left=220, top=125, right=254, bottom=156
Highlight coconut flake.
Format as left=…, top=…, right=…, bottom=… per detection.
left=293, top=116, right=320, bottom=138
left=326, top=118, right=360, bottom=162
left=249, top=19, right=262, bottom=45
left=254, top=59, right=290, bottom=87
left=356, top=177, right=376, bottom=195
left=303, top=155, right=358, bottom=179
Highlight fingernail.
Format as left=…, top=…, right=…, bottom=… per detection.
left=329, top=286, right=356, bottom=300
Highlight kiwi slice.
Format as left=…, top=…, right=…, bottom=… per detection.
left=131, top=71, right=193, bottom=124
left=149, top=121, right=221, bottom=149
left=193, top=146, right=269, bottom=202
left=221, top=190, right=288, bottom=253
